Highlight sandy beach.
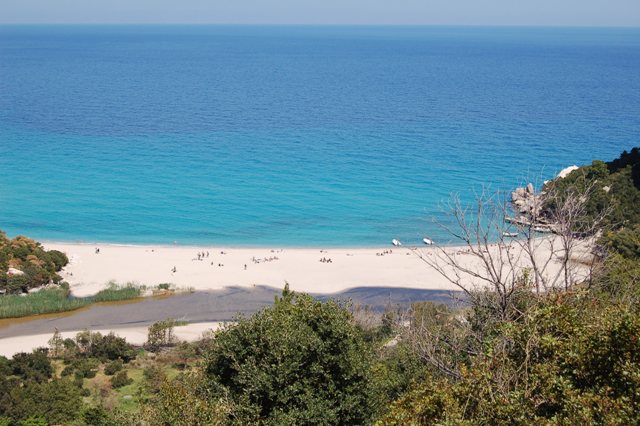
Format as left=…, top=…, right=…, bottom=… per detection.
left=44, top=241, right=462, bottom=297
left=41, top=237, right=586, bottom=298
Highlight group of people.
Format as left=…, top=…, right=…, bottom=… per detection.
left=252, top=256, right=279, bottom=264
left=319, top=257, right=333, bottom=263
left=195, top=251, right=210, bottom=260
left=376, top=249, right=393, bottom=256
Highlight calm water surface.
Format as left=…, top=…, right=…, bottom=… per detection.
left=1, top=26, right=639, bottom=246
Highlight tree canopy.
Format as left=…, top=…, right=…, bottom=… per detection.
left=203, top=285, right=379, bottom=425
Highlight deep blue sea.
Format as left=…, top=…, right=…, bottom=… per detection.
left=0, top=26, right=639, bottom=246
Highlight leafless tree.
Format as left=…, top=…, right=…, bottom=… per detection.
left=401, top=175, right=612, bottom=383
left=533, top=180, right=612, bottom=290
left=413, top=180, right=610, bottom=308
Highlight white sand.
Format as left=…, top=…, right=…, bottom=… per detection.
left=44, top=241, right=462, bottom=297
left=0, top=322, right=222, bottom=358
left=42, top=239, right=585, bottom=298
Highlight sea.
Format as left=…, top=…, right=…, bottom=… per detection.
left=0, top=25, right=639, bottom=247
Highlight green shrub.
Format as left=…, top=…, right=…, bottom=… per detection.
left=104, top=359, right=124, bottom=376
left=602, top=225, right=640, bottom=260
left=381, top=291, right=640, bottom=425
left=0, top=356, right=11, bottom=377
left=0, top=378, right=82, bottom=425
left=18, top=417, right=47, bottom=426
left=10, top=348, right=52, bottom=383
left=110, top=370, right=133, bottom=389
left=80, top=406, right=120, bottom=426
left=142, top=364, right=166, bottom=394
left=140, top=371, right=228, bottom=425
left=89, top=332, right=135, bottom=362
left=71, top=358, right=99, bottom=379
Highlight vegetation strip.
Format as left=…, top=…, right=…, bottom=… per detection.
left=0, top=284, right=142, bottom=319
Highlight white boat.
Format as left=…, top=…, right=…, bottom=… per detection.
left=391, top=239, right=402, bottom=247
left=533, top=226, right=551, bottom=233
left=502, top=232, right=518, bottom=238
left=423, top=237, right=434, bottom=245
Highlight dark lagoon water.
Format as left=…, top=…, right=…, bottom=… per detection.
left=1, top=26, right=638, bottom=246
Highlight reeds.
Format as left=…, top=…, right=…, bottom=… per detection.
left=0, top=282, right=143, bottom=319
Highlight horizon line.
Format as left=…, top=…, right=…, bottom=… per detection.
left=1, top=23, right=639, bottom=29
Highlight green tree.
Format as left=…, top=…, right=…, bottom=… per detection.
left=10, top=348, right=52, bottom=383
left=1, top=378, right=82, bottom=425
left=48, top=329, right=64, bottom=358
left=145, top=319, right=176, bottom=351
left=204, top=286, right=378, bottom=424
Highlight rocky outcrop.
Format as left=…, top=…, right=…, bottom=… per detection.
left=511, top=182, right=541, bottom=216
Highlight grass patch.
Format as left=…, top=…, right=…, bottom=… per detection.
left=0, top=283, right=143, bottom=319
left=93, top=283, right=144, bottom=303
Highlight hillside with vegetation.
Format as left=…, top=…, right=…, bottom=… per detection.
left=0, top=149, right=638, bottom=425
left=543, top=147, right=640, bottom=232
left=0, top=233, right=68, bottom=294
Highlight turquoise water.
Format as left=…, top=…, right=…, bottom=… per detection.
left=0, top=26, right=639, bottom=246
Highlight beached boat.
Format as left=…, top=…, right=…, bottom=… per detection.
left=392, top=239, right=402, bottom=247
left=423, top=237, right=434, bottom=245
left=533, top=226, right=552, bottom=233
left=502, top=232, right=519, bottom=238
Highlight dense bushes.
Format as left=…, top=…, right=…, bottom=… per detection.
left=602, top=224, right=640, bottom=259
left=543, top=147, right=640, bottom=229
left=0, top=232, right=68, bottom=294
left=8, top=349, right=53, bottom=383
left=0, top=349, right=83, bottom=425
left=378, top=186, right=640, bottom=425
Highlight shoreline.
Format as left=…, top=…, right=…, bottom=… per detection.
left=38, top=238, right=448, bottom=251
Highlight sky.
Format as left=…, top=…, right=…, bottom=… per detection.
left=1, top=0, right=639, bottom=26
